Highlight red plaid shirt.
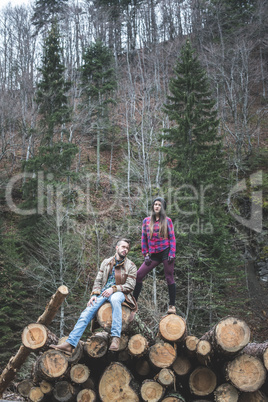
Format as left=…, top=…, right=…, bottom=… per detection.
left=141, top=217, right=176, bottom=258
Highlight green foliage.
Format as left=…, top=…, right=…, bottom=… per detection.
left=35, top=22, right=71, bottom=145
left=162, top=40, right=243, bottom=330
left=32, top=0, right=68, bottom=32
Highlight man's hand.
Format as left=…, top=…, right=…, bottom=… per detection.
left=102, top=287, right=114, bottom=298
left=87, top=295, right=97, bottom=307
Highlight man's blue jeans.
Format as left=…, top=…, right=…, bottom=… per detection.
left=67, top=291, right=125, bottom=348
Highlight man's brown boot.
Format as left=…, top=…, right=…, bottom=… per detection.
left=167, top=305, right=176, bottom=314
left=109, top=336, right=120, bottom=351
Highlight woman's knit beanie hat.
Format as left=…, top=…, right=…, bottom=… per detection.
left=152, top=197, right=167, bottom=210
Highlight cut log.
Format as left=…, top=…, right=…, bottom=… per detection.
left=17, top=379, right=34, bottom=397
left=154, top=368, right=175, bottom=387
left=159, top=315, right=186, bottom=343
left=149, top=342, right=176, bottom=369
left=238, top=390, right=268, bottom=401
left=84, top=335, right=108, bottom=359
left=53, top=380, right=77, bottom=402
left=99, top=362, right=139, bottom=401
left=162, top=393, right=186, bottom=401
left=189, top=366, right=217, bottom=396
left=196, top=340, right=212, bottom=365
left=77, top=388, right=97, bottom=402
left=214, top=383, right=239, bottom=401
left=226, top=354, right=266, bottom=392
left=185, top=335, right=199, bottom=353
left=172, top=355, right=192, bottom=377
left=118, top=349, right=130, bottom=362
left=140, top=379, right=165, bottom=402
left=96, top=303, right=132, bottom=332
left=135, top=358, right=151, bottom=377
left=28, top=386, right=45, bottom=402
left=0, top=285, right=68, bottom=398
left=39, top=380, right=53, bottom=395
left=70, top=364, right=90, bottom=384
left=243, top=342, right=268, bottom=370
left=202, top=316, right=251, bottom=355
left=34, top=350, right=68, bottom=381
left=21, top=323, right=58, bottom=350
left=128, top=334, right=149, bottom=357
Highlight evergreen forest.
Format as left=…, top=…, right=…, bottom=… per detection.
left=0, top=0, right=268, bottom=375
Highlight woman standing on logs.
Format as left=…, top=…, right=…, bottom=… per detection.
left=133, top=197, right=177, bottom=314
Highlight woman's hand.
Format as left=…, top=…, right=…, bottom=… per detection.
left=145, top=255, right=152, bottom=266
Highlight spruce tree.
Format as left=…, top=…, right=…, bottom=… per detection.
left=80, top=40, right=117, bottom=182
left=162, top=40, right=243, bottom=332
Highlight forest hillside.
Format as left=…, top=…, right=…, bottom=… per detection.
left=0, top=0, right=268, bottom=376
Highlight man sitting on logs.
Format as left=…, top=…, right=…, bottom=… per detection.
left=51, top=238, right=137, bottom=353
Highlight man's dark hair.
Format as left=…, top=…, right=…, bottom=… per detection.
left=116, top=238, right=131, bottom=248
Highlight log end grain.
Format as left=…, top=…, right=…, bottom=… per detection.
left=227, top=354, right=266, bottom=392
left=84, top=335, right=108, bottom=358
left=215, top=317, right=251, bottom=353
left=77, top=388, right=97, bottom=402
left=97, top=303, right=131, bottom=332
left=185, top=335, right=199, bottom=353
left=70, top=364, right=90, bottom=384
left=99, top=362, right=139, bottom=402
left=197, top=340, right=212, bottom=357
left=128, top=334, right=148, bottom=357
left=159, top=315, right=186, bottom=342
left=149, top=342, right=177, bottom=369
left=172, top=355, right=192, bottom=376
left=140, top=379, right=165, bottom=402
left=22, top=324, right=48, bottom=350
left=214, top=383, right=239, bottom=402
left=28, top=386, right=44, bottom=402
left=189, top=366, right=217, bottom=396
left=155, top=368, right=175, bottom=387
left=37, top=350, right=68, bottom=380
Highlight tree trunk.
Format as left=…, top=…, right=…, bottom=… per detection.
left=17, top=379, right=34, bottom=398
left=238, top=390, right=268, bottom=401
left=172, top=355, right=192, bottom=377
left=69, top=364, right=90, bottom=384
left=214, top=383, right=239, bottom=401
left=77, top=389, right=97, bottom=402
left=149, top=342, right=176, bottom=369
left=189, top=366, right=217, bottom=396
left=96, top=303, right=132, bottom=332
left=21, top=323, right=58, bottom=351
left=140, top=379, right=165, bottom=402
left=0, top=285, right=69, bottom=397
left=99, top=362, right=139, bottom=401
left=201, top=316, right=250, bottom=355
left=243, top=342, right=268, bottom=370
left=34, top=350, right=68, bottom=381
left=226, top=354, right=266, bottom=392
left=159, top=314, right=187, bottom=343
left=128, top=334, right=149, bottom=357
left=154, top=368, right=175, bottom=387
left=53, top=380, right=77, bottom=402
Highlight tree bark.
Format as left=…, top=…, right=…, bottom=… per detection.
left=226, top=354, right=266, bottom=392
left=238, top=390, right=268, bottom=401
left=189, top=366, right=217, bottom=396
left=140, top=379, right=165, bottom=402
left=135, top=358, right=151, bottom=377
left=53, top=380, right=77, bottom=402
left=0, top=285, right=69, bottom=397
left=159, top=314, right=187, bottom=343
left=243, top=342, right=268, bottom=370
left=99, top=362, right=139, bottom=401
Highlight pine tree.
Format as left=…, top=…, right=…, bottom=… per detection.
left=162, top=40, right=243, bottom=332
left=80, top=40, right=117, bottom=182
left=32, top=0, right=68, bottom=33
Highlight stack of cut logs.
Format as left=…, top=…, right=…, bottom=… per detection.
left=14, top=304, right=268, bottom=401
